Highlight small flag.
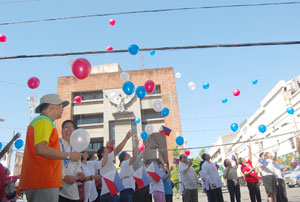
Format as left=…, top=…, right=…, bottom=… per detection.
left=173, top=158, right=180, bottom=165
left=292, top=157, right=300, bottom=165
left=259, top=157, right=268, bottom=168
left=231, top=154, right=238, bottom=165
left=133, top=167, right=150, bottom=190
left=159, top=125, right=172, bottom=136
left=102, top=169, right=124, bottom=196
left=146, top=162, right=165, bottom=182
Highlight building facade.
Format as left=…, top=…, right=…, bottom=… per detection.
left=56, top=64, right=182, bottom=165
left=225, top=76, right=300, bottom=167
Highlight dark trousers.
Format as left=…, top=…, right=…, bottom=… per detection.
left=133, top=186, right=151, bottom=202
left=59, top=195, right=79, bottom=202
left=165, top=194, right=173, bottom=202
left=100, top=193, right=120, bottom=202
left=120, top=189, right=134, bottom=202
left=276, top=178, right=288, bottom=202
left=208, top=187, right=224, bottom=202
left=227, top=180, right=241, bottom=202
left=246, top=181, right=261, bottom=202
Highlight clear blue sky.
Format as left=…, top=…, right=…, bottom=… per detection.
left=0, top=0, right=300, bottom=158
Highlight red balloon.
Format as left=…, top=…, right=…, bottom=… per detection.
left=27, top=77, right=40, bottom=89
left=185, top=150, right=190, bottom=156
left=74, top=96, right=82, bottom=103
left=107, top=146, right=114, bottom=152
left=0, top=34, right=6, bottom=43
left=109, top=19, right=116, bottom=26
left=144, top=80, right=156, bottom=93
left=138, top=144, right=145, bottom=151
left=106, top=46, right=113, bottom=51
left=233, top=89, right=240, bottom=96
left=72, top=58, right=91, bottom=80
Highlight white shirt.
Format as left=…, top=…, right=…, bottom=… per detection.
left=120, top=159, right=135, bottom=190
left=200, top=170, right=208, bottom=190
left=273, top=162, right=283, bottom=179
left=202, top=161, right=223, bottom=189
left=59, top=138, right=82, bottom=200
left=100, top=152, right=117, bottom=195
left=260, top=159, right=277, bottom=177
left=178, top=162, right=198, bottom=190
left=178, top=173, right=184, bottom=194
left=81, top=163, right=98, bottom=202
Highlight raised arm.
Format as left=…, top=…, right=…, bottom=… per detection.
left=234, top=150, right=239, bottom=169
left=101, top=145, right=110, bottom=168
left=114, top=130, right=132, bottom=157
left=164, top=166, right=173, bottom=180
left=129, top=137, right=140, bottom=165
left=0, top=133, right=20, bottom=159
left=248, top=144, right=252, bottom=161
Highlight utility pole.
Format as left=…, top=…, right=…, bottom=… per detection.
left=6, top=130, right=15, bottom=170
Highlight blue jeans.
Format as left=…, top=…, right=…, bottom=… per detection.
left=101, top=193, right=120, bottom=202
left=120, top=188, right=134, bottom=202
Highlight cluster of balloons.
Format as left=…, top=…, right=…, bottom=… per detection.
left=0, top=34, right=6, bottom=43
left=70, top=128, right=90, bottom=152
left=176, top=136, right=184, bottom=146
left=27, top=77, right=40, bottom=89
left=14, top=139, right=24, bottom=149
left=122, top=78, right=156, bottom=100
left=72, top=58, right=91, bottom=80
left=74, top=96, right=82, bottom=103
left=287, top=107, right=294, bottom=115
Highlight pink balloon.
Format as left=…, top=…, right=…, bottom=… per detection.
left=27, top=77, right=40, bottom=89
left=185, top=150, right=190, bottom=156
left=106, top=46, right=113, bottom=51
left=138, top=144, right=145, bottom=151
left=0, top=34, right=6, bottom=43
left=109, top=19, right=116, bottom=26
left=144, top=80, right=156, bottom=93
left=74, top=96, right=82, bottom=103
left=233, top=89, right=240, bottom=96
left=72, top=58, right=91, bottom=80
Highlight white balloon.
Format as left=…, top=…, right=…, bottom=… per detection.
left=188, top=82, right=196, bottom=91
left=152, top=99, right=163, bottom=112
left=120, top=72, right=130, bottom=81
left=175, top=72, right=182, bottom=79
left=145, top=124, right=154, bottom=135
left=70, top=129, right=90, bottom=152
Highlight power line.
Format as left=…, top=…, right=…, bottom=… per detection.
left=1, top=1, right=300, bottom=26
left=1, top=40, right=300, bottom=60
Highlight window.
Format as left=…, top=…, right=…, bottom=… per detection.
left=74, top=114, right=103, bottom=125
left=141, top=109, right=163, bottom=120
left=290, top=138, right=295, bottom=149
left=147, top=85, right=161, bottom=95
left=88, top=137, right=103, bottom=151
left=74, top=90, right=103, bottom=101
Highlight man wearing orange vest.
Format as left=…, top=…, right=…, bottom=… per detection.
left=19, top=94, right=82, bottom=202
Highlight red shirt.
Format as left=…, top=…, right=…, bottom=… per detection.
left=241, top=160, right=259, bottom=183
left=0, top=163, right=6, bottom=200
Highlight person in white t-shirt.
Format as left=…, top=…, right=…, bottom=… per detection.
left=272, top=151, right=288, bottom=202
left=119, top=136, right=140, bottom=202
left=201, top=153, right=224, bottom=202
left=99, top=130, right=133, bottom=202
left=199, top=161, right=209, bottom=202
left=151, top=161, right=165, bottom=202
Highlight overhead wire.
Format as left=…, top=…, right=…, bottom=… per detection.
left=1, top=41, right=300, bottom=60
left=1, top=1, right=300, bottom=26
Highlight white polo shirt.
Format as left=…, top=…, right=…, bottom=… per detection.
left=202, top=161, right=223, bottom=189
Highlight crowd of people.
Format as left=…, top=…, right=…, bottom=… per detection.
left=0, top=93, right=299, bottom=202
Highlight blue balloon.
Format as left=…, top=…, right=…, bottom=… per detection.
left=222, top=98, right=228, bottom=104
left=176, top=136, right=184, bottom=146
left=0, top=142, right=2, bottom=150
left=252, top=79, right=258, bottom=85
left=118, top=151, right=123, bottom=157
left=135, top=118, right=141, bottom=124
left=230, top=123, right=239, bottom=132
left=258, top=124, right=267, bottom=133
left=128, top=44, right=140, bottom=55
left=136, top=86, right=146, bottom=99
left=202, top=82, right=210, bottom=89
left=14, top=139, right=24, bottom=149
left=287, top=107, right=295, bottom=115
left=122, top=81, right=135, bottom=95
left=140, top=131, right=148, bottom=140
left=150, top=50, right=156, bottom=56
left=161, top=108, right=170, bottom=117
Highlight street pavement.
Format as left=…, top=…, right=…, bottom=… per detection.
left=173, top=186, right=300, bottom=202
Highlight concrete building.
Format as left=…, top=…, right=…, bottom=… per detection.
left=225, top=76, right=300, bottom=167
left=56, top=64, right=182, bottom=165
left=208, top=133, right=238, bottom=168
